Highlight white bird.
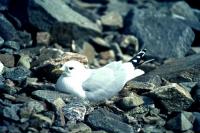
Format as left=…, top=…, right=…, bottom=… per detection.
left=56, top=49, right=146, bottom=101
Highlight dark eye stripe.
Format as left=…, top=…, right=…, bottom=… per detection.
left=69, top=67, right=74, bottom=70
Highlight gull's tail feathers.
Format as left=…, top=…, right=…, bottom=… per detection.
left=129, top=49, right=146, bottom=67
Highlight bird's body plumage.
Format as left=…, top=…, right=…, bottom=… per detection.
left=56, top=49, right=146, bottom=101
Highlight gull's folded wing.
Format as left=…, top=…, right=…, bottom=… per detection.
left=82, top=61, right=127, bottom=101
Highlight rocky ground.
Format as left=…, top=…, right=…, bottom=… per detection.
left=0, top=0, right=200, bottom=133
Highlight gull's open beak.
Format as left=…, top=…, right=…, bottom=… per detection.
left=52, top=67, right=64, bottom=75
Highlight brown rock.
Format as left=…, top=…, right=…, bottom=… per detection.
left=0, top=54, right=15, bottom=67
left=36, top=32, right=51, bottom=46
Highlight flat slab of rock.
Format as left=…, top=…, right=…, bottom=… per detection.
left=32, top=90, right=71, bottom=105
left=136, top=53, right=200, bottom=83
left=27, top=0, right=101, bottom=45
left=147, top=83, right=194, bottom=112
left=87, top=108, right=133, bottom=133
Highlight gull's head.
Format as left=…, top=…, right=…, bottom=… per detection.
left=60, top=60, right=86, bottom=77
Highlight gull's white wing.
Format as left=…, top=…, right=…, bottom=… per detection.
left=82, top=61, right=129, bottom=101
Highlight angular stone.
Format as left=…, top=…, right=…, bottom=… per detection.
left=117, top=93, right=144, bottom=110
left=90, top=37, right=111, bottom=50
left=27, top=0, right=101, bottom=45
left=28, top=0, right=101, bottom=32
left=3, top=104, right=20, bottom=121
left=3, top=66, right=31, bottom=83
left=100, top=11, right=123, bottom=30
left=81, top=42, right=96, bottom=64
left=32, top=90, right=71, bottom=105
left=20, top=100, right=46, bottom=122
left=0, top=75, right=4, bottom=85
left=125, top=9, right=195, bottom=59
left=0, top=36, right=4, bottom=47
left=170, top=1, right=200, bottom=30
left=136, top=53, right=200, bottom=83
left=107, top=0, right=133, bottom=17
left=148, top=83, right=194, bottom=112
left=17, top=31, right=33, bottom=48
left=0, top=13, right=18, bottom=41
left=179, top=82, right=197, bottom=92
left=63, top=100, right=87, bottom=121
left=31, top=48, right=64, bottom=67
left=118, top=35, right=139, bottom=50
left=36, top=32, right=51, bottom=46
left=125, top=81, right=155, bottom=93
left=67, top=122, right=92, bottom=133
left=17, top=54, right=31, bottom=69
left=0, top=53, right=15, bottom=67
left=193, top=112, right=200, bottom=132
left=3, top=41, right=20, bottom=51
left=87, top=108, right=133, bottom=133
left=31, top=113, right=53, bottom=127
left=34, top=52, right=88, bottom=82
left=166, top=112, right=193, bottom=131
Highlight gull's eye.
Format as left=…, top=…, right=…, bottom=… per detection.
left=69, top=67, right=74, bottom=70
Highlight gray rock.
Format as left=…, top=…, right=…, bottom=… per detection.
left=36, top=32, right=51, bottom=46
left=0, top=13, right=18, bottom=41
left=0, top=53, right=15, bottom=67
left=31, top=48, right=64, bottom=67
left=3, top=41, right=20, bottom=51
left=27, top=0, right=101, bottom=45
left=31, top=113, right=53, bottom=128
left=81, top=0, right=109, bottom=4
left=0, top=126, right=7, bottom=133
left=3, top=66, right=31, bottom=83
left=148, top=83, right=194, bottom=112
left=125, top=9, right=195, bottom=59
left=170, top=1, right=200, bottom=30
left=32, top=90, right=71, bottom=105
left=193, top=112, right=200, bottom=132
left=100, top=11, right=123, bottom=30
left=179, top=82, right=197, bottom=92
left=118, top=93, right=144, bottom=110
left=63, top=100, right=87, bottom=121
left=92, top=131, right=108, bottom=133
left=3, top=104, right=20, bottom=121
left=20, top=100, right=46, bottom=122
left=142, top=125, right=167, bottom=133
left=67, top=122, right=92, bottom=133
left=17, top=54, right=31, bottom=69
left=0, top=75, right=4, bottom=85
left=0, top=36, right=4, bottom=47
left=0, top=83, right=17, bottom=95
left=20, top=46, right=44, bottom=59
left=17, top=31, right=33, bottom=48
left=51, top=126, right=69, bottom=133
left=166, top=112, right=193, bottom=131
left=106, top=0, right=133, bottom=17
left=90, top=37, right=111, bottom=50
left=80, top=42, right=96, bottom=64
left=87, top=108, right=133, bottom=133
left=0, top=48, right=14, bottom=54
left=136, top=53, right=200, bottom=83
left=125, top=81, right=155, bottom=94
